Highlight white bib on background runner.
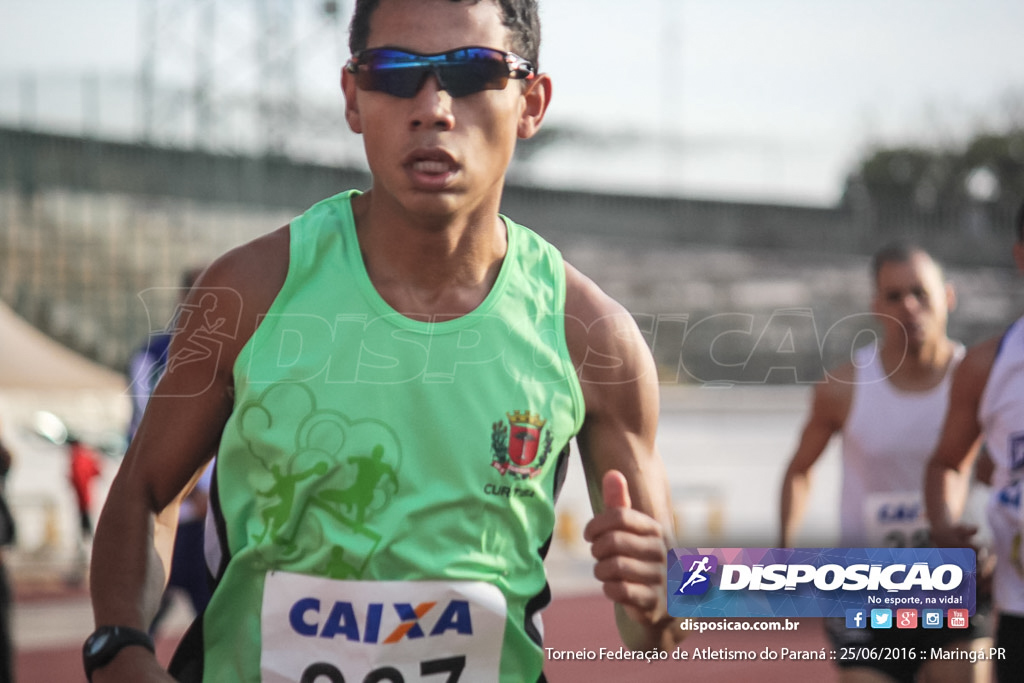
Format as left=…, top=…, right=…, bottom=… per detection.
left=862, top=490, right=930, bottom=548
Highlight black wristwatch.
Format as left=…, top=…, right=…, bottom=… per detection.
left=82, top=625, right=155, bottom=681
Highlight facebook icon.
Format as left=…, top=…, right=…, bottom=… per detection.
left=846, top=609, right=867, bottom=629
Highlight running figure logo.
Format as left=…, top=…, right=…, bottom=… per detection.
left=676, top=554, right=718, bottom=595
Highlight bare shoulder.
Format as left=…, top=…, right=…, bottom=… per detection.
left=191, top=225, right=291, bottom=349
left=563, top=260, right=617, bottom=324
left=952, top=334, right=1000, bottom=402
left=963, top=335, right=1000, bottom=374
left=813, top=360, right=855, bottom=427
left=561, top=264, right=655, bottom=421
left=155, top=224, right=292, bottom=397
left=200, top=224, right=290, bottom=310
left=563, top=261, right=656, bottom=392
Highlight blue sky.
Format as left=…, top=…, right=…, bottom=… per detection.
left=2, top=0, right=1023, bottom=205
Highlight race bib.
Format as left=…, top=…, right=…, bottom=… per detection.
left=989, top=480, right=1024, bottom=577
left=863, top=491, right=930, bottom=548
left=260, top=573, right=507, bottom=683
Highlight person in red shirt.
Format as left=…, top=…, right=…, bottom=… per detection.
left=69, top=437, right=102, bottom=541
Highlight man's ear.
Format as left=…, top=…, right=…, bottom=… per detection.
left=341, top=67, right=363, bottom=135
left=517, top=73, right=552, bottom=140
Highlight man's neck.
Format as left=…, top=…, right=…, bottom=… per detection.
left=350, top=191, right=508, bottom=320
left=881, top=337, right=956, bottom=391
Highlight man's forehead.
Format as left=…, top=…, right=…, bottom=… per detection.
left=876, top=253, right=943, bottom=285
left=366, top=0, right=507, bottom=47
left=880, top=250, right=942, bottom=278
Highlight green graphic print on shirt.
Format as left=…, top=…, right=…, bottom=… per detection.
left=236, top=381, right=403, bottom=578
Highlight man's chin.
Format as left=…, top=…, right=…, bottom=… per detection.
left=904, top=336, right=927, bottom=355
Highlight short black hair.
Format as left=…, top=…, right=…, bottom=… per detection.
left=349, top=0, right=542, bottom=67
left=871, top=240, right=944, bottom=284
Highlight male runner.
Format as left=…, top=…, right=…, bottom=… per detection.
left=86, top=1, right=680, bottom=681
left=926, top=200, right=1024, bottom=683
left=780, top=242, right=982, bottom=682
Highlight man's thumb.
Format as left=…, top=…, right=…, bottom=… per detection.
left=602, top=469, right=632, bottom=510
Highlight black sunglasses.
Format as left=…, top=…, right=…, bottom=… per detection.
left=346, top=46, right=536, bottom=99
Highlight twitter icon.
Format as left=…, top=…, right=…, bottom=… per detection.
left=870, top=609, right=893, bottom=629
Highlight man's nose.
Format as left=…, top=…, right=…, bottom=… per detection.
left=409, top=72, right=455, bottom=130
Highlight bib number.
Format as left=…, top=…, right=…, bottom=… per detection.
left=863, top=491, right=929, bottom=547
left=300, top=655, right=464, bottom=682
left=261, top=574, right=506, bottom=683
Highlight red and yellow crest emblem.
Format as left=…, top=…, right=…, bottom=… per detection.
left=490, top=410, right=553, bottom=479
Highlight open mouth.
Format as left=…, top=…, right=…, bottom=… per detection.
left=411, top=159, right=453, bottom=175
left=404, top=149, right=459, bottom=189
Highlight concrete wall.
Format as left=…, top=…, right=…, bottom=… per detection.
left=1, top=126, right=1021, bottom=378
left=2, top=126, right=1015, bottom=265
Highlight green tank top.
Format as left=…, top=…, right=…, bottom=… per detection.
left=199, top=190, right=585, bottom=682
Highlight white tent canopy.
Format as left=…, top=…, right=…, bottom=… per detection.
left=0, top=300, right=128, bottom=572
left=0, top=299, right=125, bottom=391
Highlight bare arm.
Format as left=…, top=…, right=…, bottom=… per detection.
left=974, top=444, right=995, bottom=487
left=565, top=264, right=681, bottom=651
left=924, top=338, right=994, bottom=549
left=89, top=228, right=289, bottom=682
left=779, top=369, right=850, bottom=547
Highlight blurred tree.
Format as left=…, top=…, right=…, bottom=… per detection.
left=841, top=125, right=1024, bottom=228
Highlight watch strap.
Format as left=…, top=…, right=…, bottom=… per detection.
left=83, top=625, right=155, bottom=681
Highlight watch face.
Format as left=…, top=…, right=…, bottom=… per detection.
left=86, top=631, right=110, bottom=655
left=83, top=624, right=153, bottom=677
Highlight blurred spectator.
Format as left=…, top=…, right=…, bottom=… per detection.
left=0, top=425, right=15, bottom=683
left=68, top=436, right=102, bottom=542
